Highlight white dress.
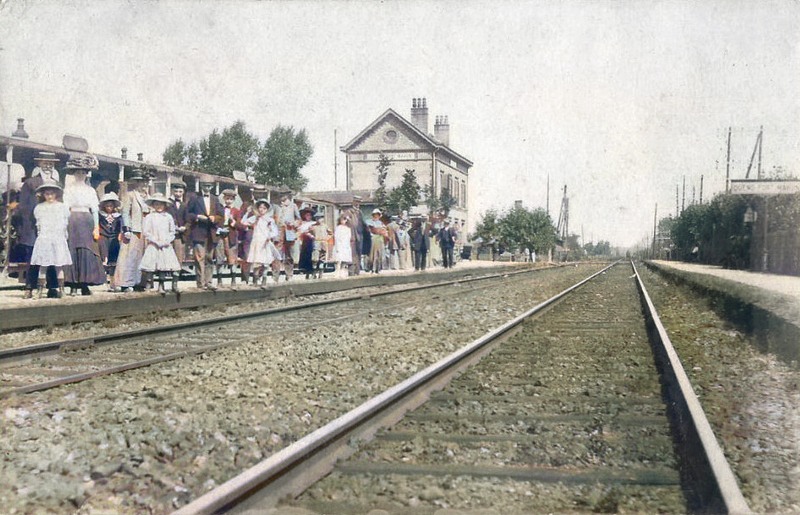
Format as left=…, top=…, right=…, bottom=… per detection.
left=140, top=212, right=181, bottom=272
left=30, top=202, right=72, bottom=267
left=332, top=224, right=353, bottom=263
left=246, top=215, right=282, bottom=265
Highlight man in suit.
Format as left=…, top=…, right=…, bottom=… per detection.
left=167, top=181, right=188, bottom=264
left=186, top=177, right=223, bottom=290
left=410, top=214, right=432, bottom=271
left=344, top=194, right=366, bottom=276
left=438, top=219, right=456, bottom=268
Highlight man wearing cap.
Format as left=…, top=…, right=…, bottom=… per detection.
left=167, top=181, right=189, bottom=267
left=11, top=152, right=61, bottom=297
left=115, top=169, right=150, bottom=292
left=343, top=194, right=365, bottom=275
left=186, top=177, right=223, bottom=290
left=214, top=188, right=240, bottom=289
left=437, top=218, right=456, bottom=268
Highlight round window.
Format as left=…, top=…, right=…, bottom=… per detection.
left=384, top=129, right=398, bottom=144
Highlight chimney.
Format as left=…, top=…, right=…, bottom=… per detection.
left=12, top=118, right=29, bottom=139
left=434, top=115, right=450, bottom=146
left=121, top=147, right=128, bottom=159
left=410, top=97, right=429, bottom=134
left=137, top=153, right=144, bottom=161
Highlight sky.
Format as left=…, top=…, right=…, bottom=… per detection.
left=1, top=0, right=799, bottom=248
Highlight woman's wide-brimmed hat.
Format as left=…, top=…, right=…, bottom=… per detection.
left=65, top=154, right=99, bottom=171
left=36, top=179, right=62, bottom=193
left=145, top=192, right=170, bottom=206
left=34, top=151, right=59, bottom=163
left=255, top=198, right=270, bottom=208
left=371, top=208, right=382, bottom=215
left=99, top=192, right=121, bottom=205
left=127, top=167, right=147, bottom=182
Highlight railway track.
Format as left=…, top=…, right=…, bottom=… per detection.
left=0, top=267, right=544, bottom=398
left=175, top=262, right=751, bottom=514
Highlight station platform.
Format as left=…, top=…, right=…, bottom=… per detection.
left=647, top=260, right=800, bottom=365
left=0, top=259, right=541, bottom=332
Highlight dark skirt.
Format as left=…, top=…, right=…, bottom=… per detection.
left=298, top=235, right=314, bottom=273
left=64, top=212, right=106, bottom=285
left=98, top=235, right=120, bottom=266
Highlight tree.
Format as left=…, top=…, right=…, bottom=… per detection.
left=255, top=125, right=313, bottom=191
left=162, top=139, right=187, bottom=167
left=372, top=152, right=392, bottom=211
left=386, top=168, right=421, bottom=215
left=439, top=186, right=457, bottom=217
left=497, top=205, right=556, bottom=257
left=474, top=209, right=501, bottom=243
left=423, top=184, right=440, bottom=215
left=198, top=121, right=260, bottom=179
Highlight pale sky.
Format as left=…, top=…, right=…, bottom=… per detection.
left=1, top=0, right=799, bottom=247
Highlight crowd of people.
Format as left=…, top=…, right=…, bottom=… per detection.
left=5, top=152, right=464, bottom=300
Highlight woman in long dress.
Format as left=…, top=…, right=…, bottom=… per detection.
left=62, top=155, right=106, bottom=295
left=114, top=171, right=150, bottom=292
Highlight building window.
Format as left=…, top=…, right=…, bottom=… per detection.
left=461, top=182, right=466, bottom=207
left=383, top=130, right=398, bottom=144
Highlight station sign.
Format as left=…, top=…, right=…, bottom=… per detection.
left=730, top=180, right=800, bottom=195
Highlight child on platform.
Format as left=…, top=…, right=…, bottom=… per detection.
left=140, top=193, right=182, bottom=294
left=332, top=215, right=352, bottom=279
left=29, top=180, right=71, bottom=299
left=98, top=192, right=122, bottom=291
left=245, top=198, right=282, bottom=288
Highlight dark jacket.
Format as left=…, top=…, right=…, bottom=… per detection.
left=437, top=226, right=455, bottom=249
left=168, top=197, right=188, bottom=242
left=186, top=194, right=224, bottom=244
left=410, top=222, right=431, bottom=252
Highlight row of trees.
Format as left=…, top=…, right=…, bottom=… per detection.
left=658, top=187, right=800, bottom=272
left=162, top=121, right=312, bottom=191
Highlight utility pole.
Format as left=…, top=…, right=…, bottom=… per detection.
left=746, top=126, right=763, bottom=179
left=700, top=175, right=704, bottom=204
left=675, top=185, right=679, bottom=218
left=725, top=127, right=731, bottom=193
left=651, top=203, right=658, bottom=259
left=692, top=185, right=696, bottom=205
left=334, top=129, right=338, bottom=189
left=758, top=125, right=763, bottom=179
left=682, top=176, right=686, bottom=213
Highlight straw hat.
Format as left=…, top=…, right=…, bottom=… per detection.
left=99, top=192, right=121, bottom=205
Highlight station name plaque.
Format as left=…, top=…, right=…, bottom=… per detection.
left=730, top=180, right=800, bottom=195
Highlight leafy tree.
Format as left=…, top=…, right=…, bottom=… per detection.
left=497, top=205, right=556, bottom=257
left=423, top=184, right=440, bottom=215
left=198, top=121, right=260, bottom=179
left=185, top=142, right=201, bottom=170
left=372, top=152, right=392, bottom=211
left=386, top=168, right=421, bottom=215
left=439, top=187, right=457, bottom=217
left=162, top=139, right=187, bottom=167
left=255, top=125, right=312, bottom=191
left=474, top=209, right=501, bottom=244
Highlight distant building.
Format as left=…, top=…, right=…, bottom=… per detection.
left=340, top=97, right=473, bottom=226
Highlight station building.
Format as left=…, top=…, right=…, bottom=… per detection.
left=338, top=98, right=474, bottom=227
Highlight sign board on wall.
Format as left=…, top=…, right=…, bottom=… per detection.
left=730, top=180, right=800, bottom=195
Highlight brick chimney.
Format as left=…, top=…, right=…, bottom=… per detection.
left=410, top=97, right=429, bottom=134
left=121, top=147, right=128, bottom=159
left=434, top=115, right=450, bottom=146
left=12, top=118, right=29, bottom=139
left=137, top=153, right=144, bottom=161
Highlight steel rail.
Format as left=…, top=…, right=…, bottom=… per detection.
left=0, top=266, right=544, bottom=366
left=0, top=266, right=564, bottom=398
left=172, top=262, right=618, bottom=515
left=632, top=260, right=752, bottom=515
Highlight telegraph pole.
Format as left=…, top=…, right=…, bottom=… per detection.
left=682, top=176, right=686, bottom=212
left=725, top=127, right=731, bottom=193
left=675, top=185, right=679, bottom=218
left=651, top=203, right=658, bottom=259
left=700, top=175, right=704, bottom=204
left=334, top=129, right=338, bottom=189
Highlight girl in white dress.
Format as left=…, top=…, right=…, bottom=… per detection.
left=332, top=215, right=352, bottom=279
left=245, top=199, right=282, bottom=288
left=29, top=181, right=71, bottom=298
left=140, top=193, right=182, bottom=294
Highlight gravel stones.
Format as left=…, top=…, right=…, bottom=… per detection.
left=1, top=265, right=602, bottom=514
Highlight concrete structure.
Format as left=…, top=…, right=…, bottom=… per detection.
left=340, top=98, right=473, bottom=226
